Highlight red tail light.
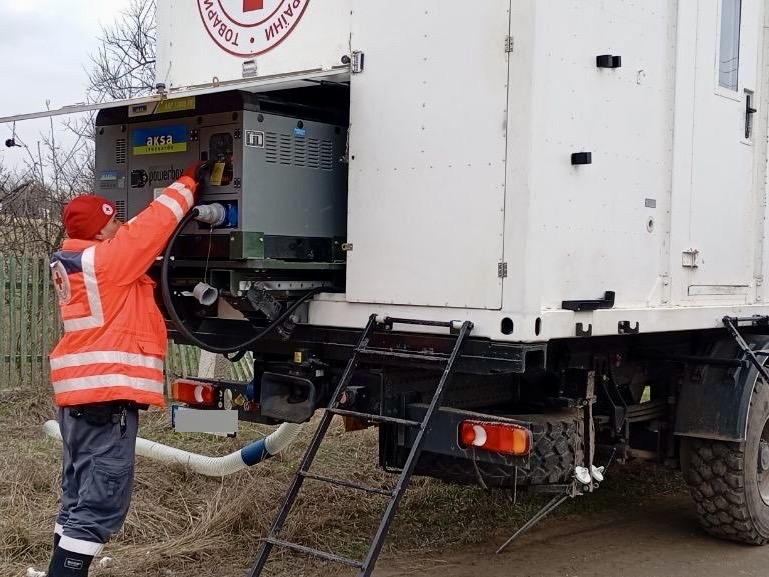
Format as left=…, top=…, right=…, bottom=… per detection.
left=459, top=420, right=531, bottom=456
left=172, top=379, right=217, bottom=406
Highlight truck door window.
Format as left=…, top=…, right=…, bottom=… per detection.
left=209, top=132, right=234, bottom=186
left=719, top=0, right=742, bottom=91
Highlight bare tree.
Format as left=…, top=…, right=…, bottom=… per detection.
left=0, top=112, right=94, bottom=255
left=1, top=0, right=158, bottom=256
left=88, top=0, right=157, bottom=101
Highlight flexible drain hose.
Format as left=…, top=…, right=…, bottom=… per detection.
left=43, top=420, right=302, bottom=477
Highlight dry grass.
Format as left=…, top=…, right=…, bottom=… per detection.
left=0, top=384, right=686, bottom=577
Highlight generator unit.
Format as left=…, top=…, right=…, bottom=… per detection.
left=94, top=89, right=349, bottom=333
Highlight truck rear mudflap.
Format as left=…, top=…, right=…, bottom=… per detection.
left=382, top=405, right=585, bottom=488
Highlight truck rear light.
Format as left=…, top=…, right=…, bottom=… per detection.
left=459, top=420, right=531, bottom=456
left=172, top=378, right=217, bottom=406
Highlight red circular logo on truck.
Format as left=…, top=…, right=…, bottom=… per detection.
left=197, top=0, right=311, bottom=58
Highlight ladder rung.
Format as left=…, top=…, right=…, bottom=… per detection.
left=328, top=408, right=422, bottom=427
left=358, top=347, right=448, bottom=364
left=299, top=470, right=394, bottom=496
left=266, top=537, right=363, bottom=568
left=382, top=317, right=456, bottom=328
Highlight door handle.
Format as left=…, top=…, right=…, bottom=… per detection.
left=746, top=92, right=757, bottom=140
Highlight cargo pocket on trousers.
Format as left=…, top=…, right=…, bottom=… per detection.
left=86, top=457, right=133, bottom=528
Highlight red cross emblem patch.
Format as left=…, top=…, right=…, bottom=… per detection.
left=51, top=261, right=72, bottom=304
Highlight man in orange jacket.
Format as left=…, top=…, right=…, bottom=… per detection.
left=45, top=161, right=209, bottom=577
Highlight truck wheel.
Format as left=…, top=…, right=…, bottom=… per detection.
left=685, top=376, right=769, bottom=544
left=414, top=416, right=583, bottom=487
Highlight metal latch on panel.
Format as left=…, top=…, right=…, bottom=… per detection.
left=596, top=54, right=622, bottom=69
left=242, top=60, right=258, bottom=78
left=562, top=291, right=616, bottom=312
left=498, top=262, right=508, bottom=279
left=682, top=249, right=699, bottom=269
left=351, top=51, right=365, bottom=74
left=341, top=243, right=354, bottom=252
left=571, top=152, right=592, bottom=165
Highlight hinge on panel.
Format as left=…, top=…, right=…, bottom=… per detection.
left=351, top=51, right=365, bottom=74
left=498, top=262, right=508, bottom=278
left=682, top=249, right=699, bottom=269
left=505, top=36, right=514, bottom=53
left=341, top=243, right=354, bottom=252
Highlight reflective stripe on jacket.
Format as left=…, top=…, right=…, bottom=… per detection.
left=49, top=176, right=197, bottom=407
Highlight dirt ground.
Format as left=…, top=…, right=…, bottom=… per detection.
left=14, top=462, right=769, bottom=577
left=375, top=493, right=768, bottom=577
left=5, top=392, right=765, bottom=577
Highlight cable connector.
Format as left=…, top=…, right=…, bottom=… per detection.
left=194, top=203, right=226, bottom=226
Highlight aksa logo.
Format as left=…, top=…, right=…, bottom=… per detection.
left=133, top=125, right=188, bottom=156
left=197, top=0, right=310, bottom=57
left=146, top=135, right=174, bottom=147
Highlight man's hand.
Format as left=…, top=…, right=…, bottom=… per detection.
left=182, top=161, right=212, bottom=184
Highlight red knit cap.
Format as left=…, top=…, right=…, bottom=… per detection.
left=63, top=195, right=117, bottom=240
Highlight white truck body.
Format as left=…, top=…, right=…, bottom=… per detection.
left=9, top=0, right=769, bottom=343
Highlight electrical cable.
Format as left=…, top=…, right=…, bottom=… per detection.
left=225, top=350, right=248, bottom=363
left=161, top=208, right=337, bottom=354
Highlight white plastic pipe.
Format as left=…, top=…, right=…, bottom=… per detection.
left=43, top=420, right=302, bottom=477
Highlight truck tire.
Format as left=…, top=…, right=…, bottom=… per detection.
left=685, top=376, right=769, bottom=544
left=415, top=417, right=583, bottom=487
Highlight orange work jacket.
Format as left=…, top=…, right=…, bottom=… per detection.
left=49, top=177, right=198, bottom=408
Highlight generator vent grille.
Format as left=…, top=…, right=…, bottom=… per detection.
left=115, top=139, right=127, bottom=164
left=265, top=132, right=278, bottom=163
left=115, top=200, right=127, bottom=222
left=264, top=132, right=334, bottom=171
left=320, top=140, right=333, bottom=170
left=279, top=134, right=293, bottom=165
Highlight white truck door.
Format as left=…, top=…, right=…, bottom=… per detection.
left=345, top=1, right=510, bottom=310
left=684, top=0, right=763, bottom=300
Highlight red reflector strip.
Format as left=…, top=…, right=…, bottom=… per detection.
left=172, top=379, right=217, bottom=406
left=459, top=420, right=531, bottom=456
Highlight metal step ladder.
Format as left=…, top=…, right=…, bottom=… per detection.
left=248, top=314, right=474, bottom=577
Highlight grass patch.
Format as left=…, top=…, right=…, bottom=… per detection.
left=0, top=384, right=686, bottom=577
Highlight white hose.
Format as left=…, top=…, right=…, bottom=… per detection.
left=43, top=420, right=302, bottom=477
left=264, top=421, right=302, bottom=455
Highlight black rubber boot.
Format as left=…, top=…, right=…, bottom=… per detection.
left=46, top=546, right=93, bottom=576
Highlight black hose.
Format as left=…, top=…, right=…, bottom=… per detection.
left=160, top=209, right=332, bottom=354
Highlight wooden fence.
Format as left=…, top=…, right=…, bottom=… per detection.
left=0, top=254, right=253, bottom=390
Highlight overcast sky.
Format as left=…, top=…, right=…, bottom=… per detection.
left=0, top=0, right=133, bottom=168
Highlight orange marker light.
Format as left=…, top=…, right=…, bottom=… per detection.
left=172, top=379, right=217, bottom=406
left=459, top=420, right=531, bottom=456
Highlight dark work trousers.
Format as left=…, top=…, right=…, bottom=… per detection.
left=55, top=405, right=139, bottom=557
